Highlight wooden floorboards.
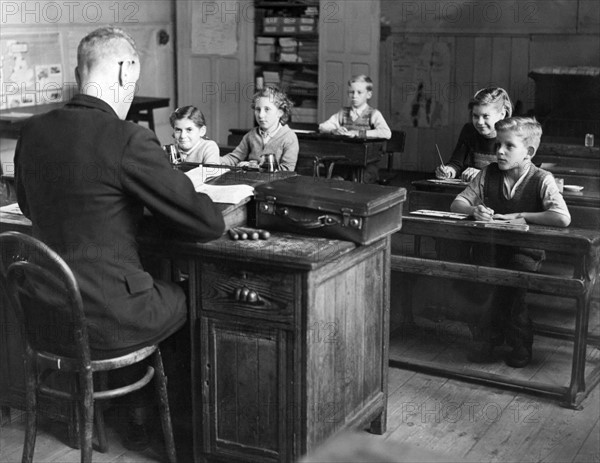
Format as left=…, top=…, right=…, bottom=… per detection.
left=1, top=367, right=598, bottom=462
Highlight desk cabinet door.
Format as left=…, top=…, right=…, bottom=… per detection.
left=198, top=316, right=295, bottom=462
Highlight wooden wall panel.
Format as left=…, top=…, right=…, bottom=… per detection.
left=473, top=37, right=493, bottom=87
left=509, top=37, right=532, bottom=113
left=322, top=61, right=345, bottom=117
left=529, top=35, right=600, bottom=69
left=380, top=0, right=599, bottom=172
left=381, top=0, right=579, bottom=34
left=319, top=0, right=380, bottom=121
left=175, top=0, right=253, bottom=145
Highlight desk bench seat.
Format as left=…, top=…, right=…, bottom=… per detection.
left=391, top=216, right=600, bottom=409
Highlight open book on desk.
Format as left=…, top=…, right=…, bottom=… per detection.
left=195, top=183, right=254, bottom=205
left=194, top=183, right=255, bottom=231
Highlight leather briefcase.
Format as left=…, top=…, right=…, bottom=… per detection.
left=254, top=177, right=406, bottom=245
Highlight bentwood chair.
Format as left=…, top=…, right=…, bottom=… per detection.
left=0, top=231, right=177, bottom=463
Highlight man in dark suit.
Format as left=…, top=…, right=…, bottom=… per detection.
left=14, top=26, right=225, bottom=448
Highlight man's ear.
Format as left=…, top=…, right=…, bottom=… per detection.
left=527, top=146, right=536, bottom=158
left=118, top=60, right=137, bottom=87
left=75, top=67, right=81, bottom=87
left=199, top=126, right=207, bottom=137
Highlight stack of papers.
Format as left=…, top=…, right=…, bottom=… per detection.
left=410, top=210, right=470, bottom=220
left=0, top=203, right=22, bottom=215
left=195, top=183, right=254, bottom=205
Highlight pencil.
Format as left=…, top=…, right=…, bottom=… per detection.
left=435, top=144, right=445, bottom=166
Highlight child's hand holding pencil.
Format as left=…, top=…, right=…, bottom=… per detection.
left=434, top=144, right=455, bottom=179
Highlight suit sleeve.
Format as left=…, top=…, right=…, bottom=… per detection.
left=120, top=127, right=225, bottom=240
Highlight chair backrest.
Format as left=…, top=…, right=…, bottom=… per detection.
left=386, top=130, right=406, bottom=153
left=0, top=231, right=91, bottom=365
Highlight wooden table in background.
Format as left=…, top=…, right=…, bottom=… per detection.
left=0, top=96, right=170, bottom=138
left=227, top=128, right=387, bottom=183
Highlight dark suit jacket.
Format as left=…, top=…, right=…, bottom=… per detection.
left=15, top=94, right=225, bottom=356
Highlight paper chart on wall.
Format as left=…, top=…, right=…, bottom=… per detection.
left=191, top=0, right=238, bottom=56
left=391, top=39, right=452, bottom=128
left=0, top=32, right=64, bottom=109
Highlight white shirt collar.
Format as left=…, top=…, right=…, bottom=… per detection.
left=503, top=163, right=531, bottom=199
left=259, top=123, right=281, bottom=139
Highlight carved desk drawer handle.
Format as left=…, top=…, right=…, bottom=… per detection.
left=232, top=286, right=260, bottom=304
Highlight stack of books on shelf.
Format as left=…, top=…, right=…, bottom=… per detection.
left=262, top=70, right=281, bottom=87
left=278, top=37, right=299, bottom=63
left=297, top=39, right=318, bottom=63
left=291, top=105, right=318, bottom=123
left=255, top=36, right=276, bottom=62
left=303, top=5, right=319, bottom=16
left=280, top=67, right=318, bottom=98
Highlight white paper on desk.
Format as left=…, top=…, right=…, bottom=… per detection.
left=184, top=165, right=230, bottom=188
left=195, top=183, right=254, bottom=204
left=410, top=209, right=470, bottom=220
left=0, top=203, right=23, bottom=215
left=0, top=111, right=34, bottom=118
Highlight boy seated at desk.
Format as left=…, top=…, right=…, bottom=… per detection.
left=450, top=117, right=570, bottom=368
left=318, top=75, right=391, bottom=183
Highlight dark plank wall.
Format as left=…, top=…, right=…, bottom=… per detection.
left=379, top=0, right=600, bottom=172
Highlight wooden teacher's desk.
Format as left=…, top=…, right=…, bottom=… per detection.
left=0, top=196, right=390, bottom=461
left=0, top=96, right=170, bottom=138
left=391, top=215, right=600, bottom=408
left=227, top=128, right=387, bottom=183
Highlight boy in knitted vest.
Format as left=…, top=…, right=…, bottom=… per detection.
left=451, top=117, right=570, bottom=368
left=319, top=75, right=391, bottom=182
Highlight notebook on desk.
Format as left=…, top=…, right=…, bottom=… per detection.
left=474, top=217, right=529, bottom=231
left=410, top=209, right=470, bottom=220
left=427, top=179, right=469, bottom=186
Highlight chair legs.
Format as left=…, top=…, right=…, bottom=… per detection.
left=94, top=373, right=109, bottom=453
left=74, top=369, right=95, bottom=463
left=22, top=357, right=37, bottom=463
left=153, top=349, right=177, bottom=463
left=20, top=350, right=177, bottom=463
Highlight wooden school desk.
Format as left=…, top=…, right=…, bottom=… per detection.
left=0, top=197, right=391, bottom=461
left=410, top=179, right=600, bottom=229
left=0, top=96, right=170, bottom=138
left=391, top=215, right=600, bottom=409
left=227, top=128, right=387, bottom=182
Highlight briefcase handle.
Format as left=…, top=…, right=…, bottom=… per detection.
left=275, top=208, right=348, bottom=229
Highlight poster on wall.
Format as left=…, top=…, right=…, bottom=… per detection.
left=391, top=39, right=452, bottom=128
left=1, top=32, right=64, bottom=110
left=191, top=0, right=238, bottom=55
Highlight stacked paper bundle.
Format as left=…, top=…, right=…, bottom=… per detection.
left=278, top=37, right=299, bottom=63
left=262, top=71, right=281, bottom=87
left=298, top=39, right=318, bottom=64
left=255, top=36, right=276, bottom=62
